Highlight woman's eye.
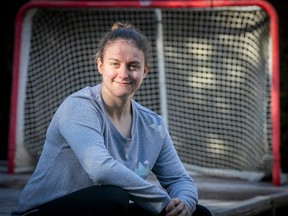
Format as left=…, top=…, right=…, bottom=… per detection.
left=130, top=64, right=140, bottom=71
left=110, top=62, right=119, bottom=67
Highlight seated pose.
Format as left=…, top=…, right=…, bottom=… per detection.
left=12, top=22, right=212, bottom=216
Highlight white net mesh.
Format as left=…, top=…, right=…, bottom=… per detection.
left=18, top=6, right=272, bottom=179
left=161, top=8, right=272, bottom=179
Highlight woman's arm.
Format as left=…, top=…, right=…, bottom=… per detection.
left=152, top=121, right=198, bottom=215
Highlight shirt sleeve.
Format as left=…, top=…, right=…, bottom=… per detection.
left=152, top=120, right=199, bottom=214
left=57, top=94, right=171, bottom=215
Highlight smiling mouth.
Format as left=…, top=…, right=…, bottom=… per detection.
left=114, top=81, right=131, bottom=85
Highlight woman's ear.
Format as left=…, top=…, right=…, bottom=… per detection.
left=97, top=58, right=103, bottom=75
left=143, top=64, right=150, bottom=78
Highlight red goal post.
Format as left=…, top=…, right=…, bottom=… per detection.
left=8, top=0, right=280, bottom=186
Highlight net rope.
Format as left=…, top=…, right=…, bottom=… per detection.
left=161, top=8, right=272, bottom=179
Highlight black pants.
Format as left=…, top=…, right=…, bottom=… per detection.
left=23, top=185, right=212, bottom=216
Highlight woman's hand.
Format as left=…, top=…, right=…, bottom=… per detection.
left=165, top=198, right=190, bottom=216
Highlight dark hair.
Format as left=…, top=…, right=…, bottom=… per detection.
left=96, top=22, right=150, bottom=65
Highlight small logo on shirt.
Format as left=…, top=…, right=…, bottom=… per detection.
left=134, top=160, right=150, bottom=178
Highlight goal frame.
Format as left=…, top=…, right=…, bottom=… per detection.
left=8, top=0, right=280, bottom=186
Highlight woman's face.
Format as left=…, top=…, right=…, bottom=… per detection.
left=97, top=39, right=149, bottom=101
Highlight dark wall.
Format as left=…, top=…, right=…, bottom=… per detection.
left=267, top=0, right=288, bottom=172
left=0, top=0, right=287, bottom=172
left=0, top=0, right=28, bottom=159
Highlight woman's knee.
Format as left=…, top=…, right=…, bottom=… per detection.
left=38, top=185, right=130, bottom=216
left=192, top=204, right=213, bottom=216
left=84, top=185, right=128, bottom=204
left=87, top=185, right=130, bottom=214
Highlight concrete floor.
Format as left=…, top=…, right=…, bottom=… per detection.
left=0, top=161, right=30, bottom=216
left=1, top=160, right=288, bottom=216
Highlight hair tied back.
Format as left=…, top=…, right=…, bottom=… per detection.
left=111, top=22, right=135, bottom=31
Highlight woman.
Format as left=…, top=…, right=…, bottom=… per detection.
left=12, top=22, right=210, bottom=216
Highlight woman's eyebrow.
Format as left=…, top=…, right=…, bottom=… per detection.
left=108, top=58, right=119, bottom=61
left=129, top=61, right=141, bottom=65
left=108, top=58, right=141, bottom=65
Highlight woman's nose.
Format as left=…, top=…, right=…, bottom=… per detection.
left=118, top=65, right=129, bottom=78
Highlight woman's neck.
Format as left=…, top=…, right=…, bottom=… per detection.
left=102, top=95, right=133, bottom=138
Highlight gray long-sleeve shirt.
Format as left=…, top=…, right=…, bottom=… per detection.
left=12, top=84, right=198, bottom=215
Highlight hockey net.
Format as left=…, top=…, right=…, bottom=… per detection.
left=9, top=1, right=280, bottom=184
